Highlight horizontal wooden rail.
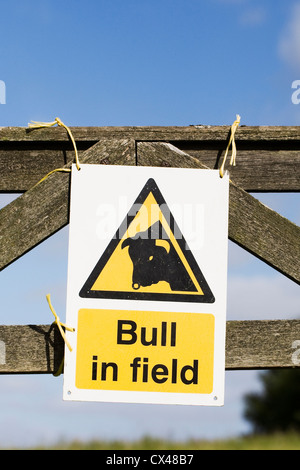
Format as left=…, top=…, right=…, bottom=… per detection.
left=1, top=140, right=300, bottom=284
left=0, top=320, right=299, bottom=374
left=1, top=125, right=300, bottom=142
left=1, top=126, right=300, bottom=192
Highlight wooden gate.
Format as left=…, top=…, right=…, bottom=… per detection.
left=0, top=125, right=299, bottom=374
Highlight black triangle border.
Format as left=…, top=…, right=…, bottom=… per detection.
left=79, top=178, right=215, bottom=303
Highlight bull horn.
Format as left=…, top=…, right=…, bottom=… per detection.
left=155, top=239, right=170, bottom=253
left=121, top=238, right=131, bottom=249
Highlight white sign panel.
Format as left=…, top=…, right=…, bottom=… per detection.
left=63, top=164, right=229, bottom=406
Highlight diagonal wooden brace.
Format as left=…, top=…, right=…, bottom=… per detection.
left=0, top=139, right=135, bottom=270
left=137, top=142, right=300, bottom=285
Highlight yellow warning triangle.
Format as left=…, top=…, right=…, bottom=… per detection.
left=80, top=178, right=214, bottom=303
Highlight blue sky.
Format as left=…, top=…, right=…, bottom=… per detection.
left=0, top=0, right=299, bottom=127
left=0, top=0, right=300, bottom=447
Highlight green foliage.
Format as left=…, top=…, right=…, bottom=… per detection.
left=26, top=432, right=300, bottom=450
left=244, top=369, right=300, bottom=433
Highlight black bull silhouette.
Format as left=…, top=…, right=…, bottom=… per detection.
left=121, top=221, right=197, bottom=292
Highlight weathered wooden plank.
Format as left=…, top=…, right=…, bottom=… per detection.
left=1, top=125, right=300, bottom=142
left=0, top=148, right=89, bottom=192
left=226, top=320, right=300, bottom=370
left=0, top=324, right=64, bottom=374
left=178, top=146, right=300, bottom=192
left=0, top=139, right=135, bottom=270
left=1, top=126, right=300, bottom=192
left=137, top=142, right=300, bottom=285
left=0, top=321, right=299, bottom=373
left=228, top=182, right=300, bottom=283
left=2, top=146, right=300, bottom=193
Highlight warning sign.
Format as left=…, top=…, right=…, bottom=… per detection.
left=75, top=309, right=215, bottom=394
left=63, top=164, right=229, bottom=406
left=79, top=178, right=214, bottom=303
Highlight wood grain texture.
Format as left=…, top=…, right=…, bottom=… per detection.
left=137, top=142, right=300, bottom=285
left=1, top=126, right=300, bottom=192
left=0, top=321, right=299, bottom=373
left=226, top=320, right=300, bottom=369
left=178, top=146, right=300, bottom=192
left=1, top=128, right=299, bottom=375
left=0, top=139, right=135, bottom=270
left=1, top=125, right=300, bottom=142
left=0, top=148, right=88, bottom=192
left=228, top=181, right=300, bottom=283
left=0, top=324, right=64, bottom=374
left=1, top=139, right=299, bottom=281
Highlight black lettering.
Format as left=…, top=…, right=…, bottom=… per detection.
left=161, top=322, right=167, bottom=346
left=130, top=357, right=141, bottom=382
left=171, top=358, right=177, bottom=383
left=92, top=355, right=98, bottom=381
left=152, top=364, right=168, bottom=384
left=171, top=322, right=176, bottom=346
left=101, top=362, right=118, bottom=381
left=117, top=320, right=137, bottom=344
left=142, top=357, right=149, bottom=382
left=141, top=327, right=157, bottom=346
left=180, top=360, right=198, bottom=385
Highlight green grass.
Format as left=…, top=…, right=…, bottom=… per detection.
left=29, top=432, right=300, bottom=450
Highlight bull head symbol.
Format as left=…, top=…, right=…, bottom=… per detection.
left=121, top=220, right=195, bottom=292
left=121, top=235, right=171, bottom=290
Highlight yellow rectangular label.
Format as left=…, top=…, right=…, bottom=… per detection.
left=75, top=309, right=215, bottom=394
